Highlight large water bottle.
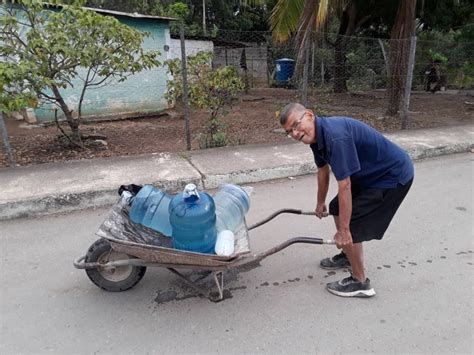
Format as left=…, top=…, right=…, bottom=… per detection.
left=214, top=184, right=250, bottom=233
left=129, top=185, right=173, bottom=237
left=169, top=183, right=217, bottom=254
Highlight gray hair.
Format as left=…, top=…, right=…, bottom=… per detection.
left=279, top=103, right=306, bottom=126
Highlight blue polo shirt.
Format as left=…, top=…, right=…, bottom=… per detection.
left=310, top=116, right=414, bottom=188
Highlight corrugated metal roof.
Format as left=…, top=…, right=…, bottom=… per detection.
left=37, top=3, right=177, bottom=21
left=83, top=7, right=177, bottom=21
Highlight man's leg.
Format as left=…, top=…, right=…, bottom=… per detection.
left=320, top=216, right=351, bottom=269
left=326, top=216, right=375, bottom=298
left=334, top=214, right=365, bottom=281
left=342, top=243, right=364, bottom=281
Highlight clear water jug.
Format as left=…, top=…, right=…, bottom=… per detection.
left=169, top=184, right=217, bottom=254
left=214, top=184, right=250, bottom=233
left=129, top=185, right=172, bottom=237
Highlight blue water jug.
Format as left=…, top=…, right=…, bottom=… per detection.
left=129, top=185, right=173, bottom=237
left=214, top=184, right=250, bottom=233
left=169, top=183, right=217, bottom=254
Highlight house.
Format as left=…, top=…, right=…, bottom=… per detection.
left=2, top=5, right=176, bottom=123
left=169, top=35, right=269, bottom=87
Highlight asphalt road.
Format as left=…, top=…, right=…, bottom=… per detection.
left=1, top=153, right=472, bottom=354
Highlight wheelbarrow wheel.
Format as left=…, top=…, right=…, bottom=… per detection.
left=85, top=239, right=146, bottom=292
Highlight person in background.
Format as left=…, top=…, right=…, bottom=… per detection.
left=424, top=60, right=443, bottom=93
left=279, top=103, right=414, bottom=298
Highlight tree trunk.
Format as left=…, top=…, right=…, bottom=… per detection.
left=0, top=112, right=16, bottom=167
left=51, top=84, right=83, bottom=147
left=333, top=2, right=358, bottom=93
left=386, top=0, right=416, bottom=116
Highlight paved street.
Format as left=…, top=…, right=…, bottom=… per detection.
left=1, top=153, right=472, bottom=354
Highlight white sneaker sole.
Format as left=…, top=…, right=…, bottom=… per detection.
left=320, top=264, right=352, bottom=270
left=326, top=287, right=376, bottom=298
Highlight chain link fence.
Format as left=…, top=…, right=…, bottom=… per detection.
left=207, top=29, right=473, bottom=91
left=176, top=27, right=474, bottom=131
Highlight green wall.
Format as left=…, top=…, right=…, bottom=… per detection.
left=34, top=16, right=170, bottom=122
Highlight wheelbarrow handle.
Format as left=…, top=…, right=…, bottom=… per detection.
left=248, top=209, right=329, bottom=231
left=301, top=211, right=330, bottom=217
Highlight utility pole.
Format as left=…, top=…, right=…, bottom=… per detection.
left=180, top=23, right=192, bottom=150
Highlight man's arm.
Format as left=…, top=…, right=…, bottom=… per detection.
left=315, top=164, right=330, bottom=218
left=335, top=177, right=353, bottom=247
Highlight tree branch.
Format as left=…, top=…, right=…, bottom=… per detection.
left=54, top=109, right=82, bottom=149
left=78, top=68, right=92, bottom=120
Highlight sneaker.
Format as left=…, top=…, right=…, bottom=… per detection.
left=320, top=252, right=351, bottom=270
left=326, top=275, right=376, bottom=298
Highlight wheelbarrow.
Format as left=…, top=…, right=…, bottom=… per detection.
left=74, top=197, right=334, bottom=302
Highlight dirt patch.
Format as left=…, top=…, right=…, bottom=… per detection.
left=1, top=88, right=472, bottom=168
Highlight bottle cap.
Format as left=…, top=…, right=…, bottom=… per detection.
left=183, top=183, right=200, bottom=200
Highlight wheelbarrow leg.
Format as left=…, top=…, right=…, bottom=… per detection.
left=166, top=268, right=225, bottom=302
left=213, top=271, right=225, bottom=302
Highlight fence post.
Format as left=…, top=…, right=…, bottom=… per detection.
left=179, top=22, right=191, bottom=151
left=0, top=112, right=16, bottom=167
left=401, top=35, right=417, bottom=130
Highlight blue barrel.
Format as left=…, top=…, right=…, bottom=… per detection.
left=169, top=184, right=217, bottom=254
left=275, top=58, right=295, bottom=85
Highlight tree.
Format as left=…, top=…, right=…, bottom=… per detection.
left=0, top=61, right=39, bottom=166
left=165, top=52, right=245, bottom=148
left=252, top=0, right=374, bottom=93
left=86, top=1, right=275, bottom=35
left=0, top=62, right=38, bottom=114
left=418, top=0, right=473, bottom=33
left=323, top=1, right=373, bottom=93
left=386, top=0, right=416, bottom=116
left=1, top=0, right=160, bottom=147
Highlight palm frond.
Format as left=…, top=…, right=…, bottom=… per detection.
left=316, top=0, right=329, bottom=29
left=294, top=0, right=321, bottom=64
left=270, top=0, right=305, bottom=42
left=241, top=0, right=267, bottom=6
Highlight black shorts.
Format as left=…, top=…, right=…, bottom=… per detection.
left=329, top=179, right=413, bottom=243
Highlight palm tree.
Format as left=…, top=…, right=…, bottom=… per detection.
left=249, top=0, right=417, bottom=115
left=248, top=0, right=372, bottom=93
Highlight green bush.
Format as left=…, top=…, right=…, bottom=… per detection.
left=165, top=51, right=245, bottom=149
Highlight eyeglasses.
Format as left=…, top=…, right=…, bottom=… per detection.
left=285, top=112, right=306, bottom=135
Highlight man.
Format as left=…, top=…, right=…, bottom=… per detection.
left=279, top=103, right=414, bottom=298
left=424, top=60, right=441, bottom=93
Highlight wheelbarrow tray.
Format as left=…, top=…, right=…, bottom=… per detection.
left=95, top=199, right=251, bottom=268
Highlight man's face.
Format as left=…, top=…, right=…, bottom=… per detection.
left=282, top=110, right=316, bottom=144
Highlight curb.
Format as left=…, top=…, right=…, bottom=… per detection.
left=0, top=144, right=472, bottom=221
left=201, top=162, right=316, bottom=189
left=0, top=175, right=202, bottom=221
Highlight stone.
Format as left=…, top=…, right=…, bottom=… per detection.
left=23, top=108, right=38, bottom=124
left=11, top=111, right=24, bottom=121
